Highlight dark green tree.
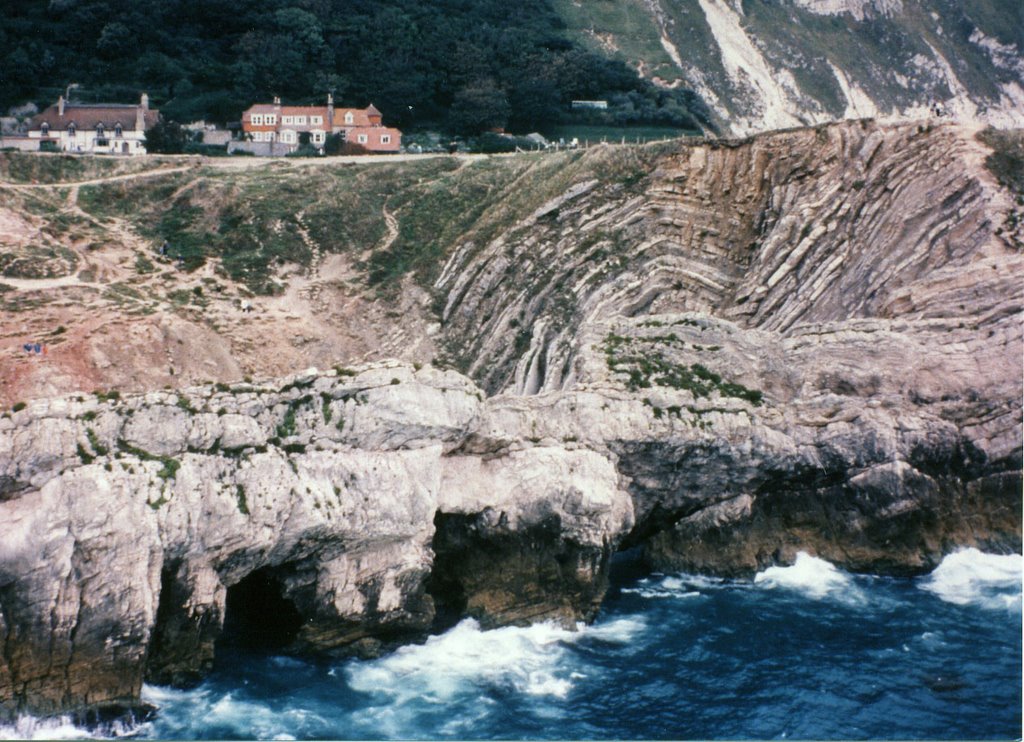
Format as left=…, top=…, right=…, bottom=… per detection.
left=144, top=120, right=188, bottom=154
left=448, top=84, right=511, bottom=135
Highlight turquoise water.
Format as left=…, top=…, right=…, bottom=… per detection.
left=5, top=549, right=1021, bottom=740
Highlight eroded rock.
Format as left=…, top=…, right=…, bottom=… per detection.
left=0, top=121, right=1021, bottom=721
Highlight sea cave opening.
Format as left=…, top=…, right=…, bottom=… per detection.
left=219, top=567, right=304, bottom=651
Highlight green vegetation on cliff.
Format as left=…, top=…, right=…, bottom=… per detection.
left=603, top=332, right=762, bottom=404
left=50, top=144, right=663, bottom=297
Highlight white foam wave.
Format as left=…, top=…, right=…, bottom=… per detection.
left=621, top=585, right=701, bottom=599
left=919, top=548, right=1022, bottom=610
left=621, top=573, right=720, bottom=600
left=754, top=552, right=862, bottom=602
left=0, top=716, right=93, bottom=740
left=140, top=684, right=319, bottom=740
left=0, top=714, right=141, bottom=740
left=344, top=613, right=647, bottom=737
left=576, top=616, right=646, bottom=644
left=343, top=618, right=588, bottom=738
left=346, top=618, right=576, bottom=703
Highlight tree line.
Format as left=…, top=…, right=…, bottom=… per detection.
left=1, top=0, right=713, bottom=135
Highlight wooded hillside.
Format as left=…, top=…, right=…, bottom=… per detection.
left=1, top=0, right=712, bottom=134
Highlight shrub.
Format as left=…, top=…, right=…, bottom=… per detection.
left=235, top=484, right=250, bottom=515
left=157, top=457, right=180, bottom=481
left=277, top=404, right=298, bottom=438
left=86, top=428, right=108, bottom=456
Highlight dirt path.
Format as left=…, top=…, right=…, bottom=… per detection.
left=362, top=203, right=401, bottom=262
left=381, top=204, right=400, bottom=250
left=0, top=151, right=512, bottom=191
left=0, top=274, right=83, bottom=291
left=0, top=165, right=194, bottom=190
left=195, top=151, right=496, bottom=170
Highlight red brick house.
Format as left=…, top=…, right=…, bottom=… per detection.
left=240, top=95, right=401, bottom=154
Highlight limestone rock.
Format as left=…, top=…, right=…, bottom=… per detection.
left=0, top=121, right=1020, bottom=722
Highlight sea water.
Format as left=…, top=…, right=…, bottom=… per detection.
left=3, top=548, right=1021, bottom=740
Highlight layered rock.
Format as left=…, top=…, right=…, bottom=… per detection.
left=0, top=121, right=1021, bottom=721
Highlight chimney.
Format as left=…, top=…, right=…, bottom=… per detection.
left=140, top=92, right=149, bottom=110
left=327, top=92, right=334, bottom=130
left=58, top=96, right=65, bottom=117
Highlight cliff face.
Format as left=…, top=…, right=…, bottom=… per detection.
left=555, top=0, right=1024, bottom=135
left=438, top=121, right=1022, bottom=408
left=0, top=121, right=1021, bottom=720
left=0, top=365, right=633, bottom=718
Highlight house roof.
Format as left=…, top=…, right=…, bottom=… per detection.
left=29, top=103, right=159, bottom=131
left=241, top=103, right=383, bottom=128
left=335, top=108, right=372, bottom=126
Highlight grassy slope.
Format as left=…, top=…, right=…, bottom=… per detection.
left=734, top=0, right=1019, bottom=109
left=550, top=0, right=1023, bottom=123
left=0, top=146, right=685, bottom=400
left=550, top=0, right=679, bottom=80
left=0, top=153, right=179, bottom=184
left=9, top=148, right=658, bottom=302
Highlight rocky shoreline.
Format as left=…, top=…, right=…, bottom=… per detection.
left=1, top=121, right=1021, bottom=721
left=1, top=350, right=1019, bottom=720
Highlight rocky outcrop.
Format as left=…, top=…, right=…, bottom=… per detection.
left=0, top=121, right=1021, bottom=721
left=0, top=364, right=635, bottom=719
left=437, top=121, right=1022, bottom=399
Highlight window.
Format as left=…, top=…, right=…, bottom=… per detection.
left=114, top=123, right=122, bottom=138
left=67, top=123, right=76, bottom=136
left=281, top=130, right=296, bottom=144
left=381, top=135, right=391, bottom=144
left=357, top=134, right=368, bottom=144
left=40, top=123, right=49, bottom=136
left=265, top=114, right=277, bottom=125
left=283, top=116, right=294, bottom=125
left=294, top=116, right=306, bottom=125
left=251, top=114, right=263, bottom=126
left=311, top=116, right=322, bottom=125
left=311, top=131, right=325, bottom=144
left=344, top=112, right=354, bottom=124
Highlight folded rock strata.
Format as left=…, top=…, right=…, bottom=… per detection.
left=0, top=120, right=1020, bottom=721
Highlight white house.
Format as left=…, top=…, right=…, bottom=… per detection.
left=26, top=93, right=159, bottom=155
